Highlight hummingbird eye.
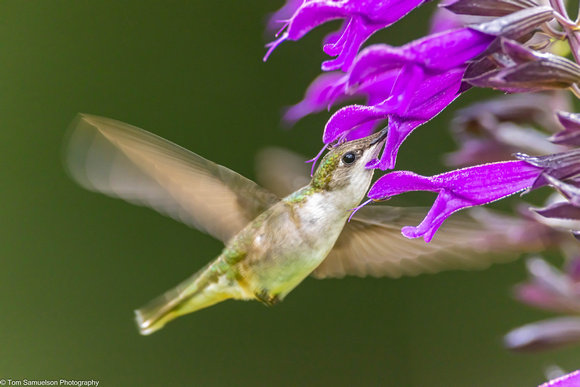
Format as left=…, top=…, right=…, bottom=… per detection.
left=342, top=152, right=356, bottom=164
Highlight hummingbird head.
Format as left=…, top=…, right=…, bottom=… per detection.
left=311, top=129, right=387, bottom=207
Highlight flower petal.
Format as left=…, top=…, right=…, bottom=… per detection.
left=513, top=257, right=580, bottom=313
left=550, top=111, right=580, bottom=146
left=504, top=317, right=580, bottom=351
left=265, top=0, right=304, bottom=35
left=347, top=29, right=493, bottom=88
left=468, top=6, right=553, bottom=38
left=283, top=69, right=399, bottom=126
left=531, top=182, right=580, bottom=232
left=283, top=72, right=348, bottom=125
left=265, top=0, right=429, bottom=71
left=534, top=202, right=580, bottom=220
left=539, top=370, right=580, bottom=387
left=323, top=104, right=387, bottom=144
left=368, top=160, right=543, bottom=241
left=516, top=149, right=580, bottom=190
left=542, top=175, right=580, bottom=206
left=566, top=256, right=580, bottom=282
left=321, top=16, right=378, bottom=71
left=325, top=68, right=465, bottom=169
left=443, top=0, right=539, bottom=17
left=377, top=81, right=464, bottom=170
left=429, top=7, right=467, bottom=34
left=467, top=40, right=580, bottom=92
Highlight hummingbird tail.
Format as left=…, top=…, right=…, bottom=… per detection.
left=134, top=263, right=230, bottom=335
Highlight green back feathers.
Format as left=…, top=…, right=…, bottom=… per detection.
left=284, top=152, right=340, bottom=204
left=312, top=152, right=341, bottom=190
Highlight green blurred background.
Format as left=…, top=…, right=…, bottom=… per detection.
left=1, top=1, right=578, bottom=386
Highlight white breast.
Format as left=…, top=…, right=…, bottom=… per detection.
left=295, top=191, right=351, bottom=259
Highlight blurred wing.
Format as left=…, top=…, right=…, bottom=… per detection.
left=313, top=206, right=532, bottom=279
left=255, top=146, right=312, bottom=197
left=65, top=114, right=279, bottom=242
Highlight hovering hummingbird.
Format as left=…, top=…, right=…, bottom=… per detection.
left=65, top=114, right=534, bottom=335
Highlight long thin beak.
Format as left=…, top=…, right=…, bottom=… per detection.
left=370, top=127, right=388, bottom=145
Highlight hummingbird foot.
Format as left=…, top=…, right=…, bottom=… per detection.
left=255, top=290, right=281, bottom=306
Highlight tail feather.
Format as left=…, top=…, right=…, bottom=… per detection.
left=134, top=263, right=230, bottom=335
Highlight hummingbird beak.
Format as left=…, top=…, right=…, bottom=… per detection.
left=369, top=127, right=388, bottom=146
left=366, top=128, right=388, bottom=167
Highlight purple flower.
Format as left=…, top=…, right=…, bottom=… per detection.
left=321, top=7, right=552, bottom=168
left=265, top=0, right=304, bottom=35
left=429, top=7, right=466, bottom=34
left=282, top=69, right=398, bottom=127
left=467, top=39, right=580, bottom=93
left=341, top=7, right=554, bottom=95
left=318, top=26, right=497, bottom=170
left=531, top=175, right=580, bottom=236
left=282, top=72, right=349, bottom=125
left=366, top=143, right=580, bottom=242
left=538, top=370, right=580, bottom=387
left=505, top=317, right=580, bottom=352
left=282, top=12, right=501, bottom=130
left=505, top=257, right=580, bottom=352
left=543, top=176, right=580, bottom=207
left=550, top=111, right=580, bottom=146
left=516, top=257, right=580, bottom=314
left=345, top=28, right=494, bottom=89
left=443, top=0, right=539, bottom=17
left=518, top=149, right=580, bottom=190
left=278, top=8, right=554, bottom=171
left=282, top=26, right=494, bottom=170
left=325, top=67, right=466, bottom=169
left=367, top=160, right=544, bottom=241
left=264, top=0, right=430, bottom=71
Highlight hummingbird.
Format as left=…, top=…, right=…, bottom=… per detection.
left=65, top=114, right=538, bottom=335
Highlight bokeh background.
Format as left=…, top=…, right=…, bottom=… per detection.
left=2, top=1, right=579, bottom=386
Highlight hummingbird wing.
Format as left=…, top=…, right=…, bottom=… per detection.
left=255, top=146, right=312, bottom=197
left=65, top=114, right=279, bottom=243
left=313, top=206, right=543, bottom=279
